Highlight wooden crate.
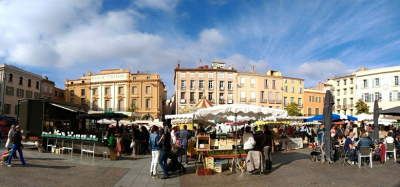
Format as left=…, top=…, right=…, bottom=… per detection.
left=205, top=157, right=214, bottom=169
left=196, top=135, right=210, bottom=151
left=197, top=168, right=213, bottom=176
left=213, top=166, right=222, bottom=173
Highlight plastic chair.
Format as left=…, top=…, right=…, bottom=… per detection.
left=47, top=139, right=57, bottom=152
left=81, top=142, right=95, bottom=161
left=342, top=148, right=354, bottom=166
left=62, top=140, right=73, bottom=157
left=358, top=147, right=372, bottom=168
left=385, top=143, right=397, bottom=162
left=103, top=148, right=109, bottom=160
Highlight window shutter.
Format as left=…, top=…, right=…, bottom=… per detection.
left=26, top=90, right=29, bottom=98
left=5, top=86, right=9, bottom=95
left=11, top=87, right=14, bottom=96
left=21, top=89, right=24, bottom=97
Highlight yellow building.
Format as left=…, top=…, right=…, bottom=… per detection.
left=65, top=68, right=167, bottom=121
left=237, top=68, right=283, bottom=109
left=282, top=76, right=304, bottom=113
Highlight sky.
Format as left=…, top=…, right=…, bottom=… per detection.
left=1, top=0, right=400, bottom=98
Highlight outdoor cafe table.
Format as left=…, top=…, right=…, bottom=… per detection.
left=41, top=136, right=109, bottom=157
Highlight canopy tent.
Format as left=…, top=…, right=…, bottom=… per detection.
left=355, top=113, right=373, bottom=121
left=96, top=119, right=116, bottom=124
left=165, top=113, right=196, bottom=120
left=132, top=120, right=163, bottom=127
left=380, top=106, right=400, bottom=116
left=194, top=97, right=213, bottom=109
left=305, top=114, right=357, bottom=122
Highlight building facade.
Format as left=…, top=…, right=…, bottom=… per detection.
left=42, top=76, right=55, bottom=99
left=326, top=74, right=357, bottom=116
left=0, top=64, right=42, bottom=118
left=354, top=66, right=400, bottom=113
left=282, top=77, right=304, bottom=113
left=237, top=69, right=283, bottom=109
left=53, top=87, right=66, bottom=102
left=174, top=62, right=237, bottom=113
left=303, top=89, right=325, bottom=116
left=65, top=68, right=167, bottom=121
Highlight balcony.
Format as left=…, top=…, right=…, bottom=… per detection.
left=250, top=98, right=256, bottom=102
left=348, top=104, right=354, bottom=108
left=227, top=99, right=234, bottom=104
left=180, top=86, right=186, bottom=90
left=240, top=97, right=246, bottom=102
left=298, top=104, right=303, bottom=107
left=210, top=100, right=215, bottom=104
left=95, top=107, right=131, bottom=112
left=268, top=99, right=275, bottom=104
left=190, top=87, right=195, bottom=90
left=189, top=99, right=196, bottom=104
left=228, top=87, right=233, bottom=91
left=260, top=98, right=267, bottom=103
left=219, top=99, right=225, bottom=104
left=219, top=87, right=225, bottom=91
left=284, top=103, right=288, bottom=107
left=250, top=84, right=255, bottom=88
left=264, top=85, right=269, bottom=89
left=199, top=87, right=204, bottom=90
left=276, top=99, right=282, bottom=104
left=208, top=87, right=214, bottom=91
left=239, top=83, right=245, bottom=87
left=180, top=99, right=186, bottom=104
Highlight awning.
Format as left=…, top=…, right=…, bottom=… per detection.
left=50, top=103, right=81, bottom=113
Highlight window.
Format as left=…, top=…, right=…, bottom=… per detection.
left=350, top=78, right=353, bottom=84
left=190, top=92, right=195, bottom=101
left=363, top=79, right=368, bottom=88
left=219, top=93, right=224, bottom=100
left=132, top=86, right=137, bottom=94
left=228, top=73, right=233, bottom=80
left=4, top=104, right=11, bottom=114
left=70, top=98, right=74, bottom=103
left=36, top=81, right=39, bottom=89
left=250, top=91, right=255, bottom=102
left=337, top=81, right=340, bottom=86
left=190, top=73, right=195, bottom=79
left=208, top=73, right=213, bottom=79
left=375, top=78, right=380, bottom=87
left=190, top=80, right=195, bottom=89
left=132, top=77, right=136, bottom=80
left=93, top=101, right=98, bottom=110
left=54, top=91, right=57, bottom=96
left=298, top=87, right=302, bottom=94
left=275, top=92, right=280, bottom=101
left=181, top=92, right=185, bottom=99
left=19, top=77, right=23, bottom=85
left=131, top=99, right=137, bottom=108
left=208, top=92, right=213, bottom=101
left=199, top=73, right=204, bottom=79
left=272, top=80, right=276, bottom=89
left=118, top=100, right=123, bottom=111
left=208, top=81, right=213, bottom=89
left=81, top=89, right=85, bottom=96
left=284, top=86, right=287, bottom=92
left=344, top=89, right=347, bottom=95
left=228, top=93, right=233, bottom=100
left=260, top=91, right=265, bottom=101
left=316, top=97, right=320, bottom=103
left=219, top=81, right=224, bottom=89
left=284, top=79, right=287, bottom=83
left=28, top=79, right=31, bottom=87
left=343, top=79, right=347, bottom=85
left=265, top=79, right=269, bottom=88
left=240, top=91, right=245, bottom=102
left=298, top=98, right=302, bottom=106
left=291, top=86, right=294, bottom=93
left=49, top=87, right=52, bottom=94
left=199, top=81, right=204, bottom=89
left=17, top=88, right=24, bottom=97
left=93, top=88, right=97, bottom=95
left=309, top=96, right=312, bottom=102
left=146, top=86, right=151, bottom=94
left=105, top=88, right=110, bottom=95
left=81, top=98, right=85, bottom=105
left=181, top=80, right=186, bottom=88
left=395, top=76, right=399, bottom=86
left=298, top=80, right=301, bottom=84
left=284, top=97, right=288, bottom=106
left=70, top=90, right=74, bottom=96
left=250, top=78, right=255, bottom=87
left=180, top=73, right=185, bottom=78
left=8, top=74, right=13, bottom=82
left=44, top=86, right=47, bottom=92
left=350, top=87, right=353, bottom=94
left=105, top=100, right=110, bottom=110
left=268, top=91, right=273, bottom=100
left=315, top=108, right=320, bottom=115
left=34, top=92, right=39, bottom=98
left=337, top=89, right=340, bottom=96
left=219, top=73, right=224, bottom=79
left=290, top=97, right=294, bottom=103
left=199, top=92, right=203, bottom=99
left=228, top=81, right=232, bottom=90
left=240, top=77, right=245, bottom=86
left=307, top=107, right=312, bottom=115
left=291, top=79, right=294, bottom=83
left=375, top=92, right=382, bottom=102
left=118, top=87, right=124, bottom=94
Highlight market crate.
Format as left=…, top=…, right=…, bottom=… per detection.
left=214, top=162, right=222, bottom=167
left=205, top=157, right=214, bottom=169
left=196, top=135, right=210, bottom=151
left=197, top=168, right=213, bottom=176
left=213, top=166, right=222, bottom=173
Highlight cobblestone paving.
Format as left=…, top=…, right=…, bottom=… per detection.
left=180, top=148, right=400, bottom=187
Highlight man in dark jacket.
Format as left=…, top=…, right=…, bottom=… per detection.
left=261, top=125, right=274, bottom=172
left=175, top=125, right=189, bottom=165
left=7, top=125, right=27, bottom=167
left=159, top=125, right=172, bottom=179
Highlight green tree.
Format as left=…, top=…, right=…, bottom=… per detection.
left=286, top=102, right=303, bottom=116
left=355, top=99, right=370, bottom=115
left=127, top=103, right=138, bottom=122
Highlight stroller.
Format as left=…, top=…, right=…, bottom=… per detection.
left=0, top=150, right=12, bottom=165
left=167, top=147, right=186, bottom=175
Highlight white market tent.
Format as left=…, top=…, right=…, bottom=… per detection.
left=355, top=113, right=397, bottom=126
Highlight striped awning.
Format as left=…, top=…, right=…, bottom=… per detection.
left=194, top=97, right=213, bottom=108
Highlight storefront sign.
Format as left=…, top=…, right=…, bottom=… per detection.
left=91, top=73, right=127, bottom=82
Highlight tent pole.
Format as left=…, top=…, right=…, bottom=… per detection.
left=234, top=113, right=238, bottom=172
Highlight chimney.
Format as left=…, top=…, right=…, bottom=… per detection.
left=177, top=60, right=180, bottom=69
left=199, top=59, right=202, bottom=67
left=250, top=66, right=255, bottom=73
left=204, top=65, right=208, bottom=69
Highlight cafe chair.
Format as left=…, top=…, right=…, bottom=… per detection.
left=358, top=147, right=372, bottom=169
left=385, top=143, right=397, bottom=162
left=62, top=140, right=73, bottom=157
left=341, top=148, right=353, bottom=166
left=47, top=139, right=57, bottom=152
left=81, top=142, right=95, bottom=161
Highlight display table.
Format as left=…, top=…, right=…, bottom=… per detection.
left=281, top=138, right=303, bottom=150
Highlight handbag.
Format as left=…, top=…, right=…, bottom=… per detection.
left=130, top=141, right=135, bottom=148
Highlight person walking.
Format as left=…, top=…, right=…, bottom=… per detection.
left=5, top=125, right=18, bottom=159
left=261, top=125, right=274, bottom=172
left=7, top=125, right=26, bottom=167
left=159, top=125, right=171, bottom=179
left=149, top=126, right=160, bottom=178
left=175, top=125, right=189, bottom=165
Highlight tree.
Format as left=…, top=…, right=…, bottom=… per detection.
left=127, top=103, right=138, bottom=122
left=286, top=102, right=303, bottom=116
left=355, top=99, right=370, bottom=115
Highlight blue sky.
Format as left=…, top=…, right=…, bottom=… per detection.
left=1, top=0, right=400, bottom=98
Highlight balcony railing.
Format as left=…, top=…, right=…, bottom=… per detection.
left=92, top=107, right=131, bottom=112
left=348, top=104, right=354, bottom=108
left=219, top=99, right=225, bottom=104
left=227, top=99, right=234, bottom=104
left=250, top=84, right=255, bottom=88
left=190, top=87, right=195, bottom=90
left=276, top=99, right=282, bottom=104
left=240, top=97, right=246, bottom=102
left=199, top=87, right=204, bottom=90
left=268, top=99, right=275, bottom=104
left=181, top=86, right=186, bottom=90
left=210, top=100, right=215, bottom=104
left=228, top=87, right=233, bottom=91
left=239, top=83, right=245, bottom=87
left=260, top=98, right=267, bottom=103
left=180, top=99, right=186, bottom=104
left=298, top=104, right=303, bottom=107
left=189, top=99, right=196, bottom=104
left=208, top=87, right=214, bottom=91
left=250, top=98, right=256, bottom=102
left=219, top=87, right=225, bottom=91
left=264, top=85, right=269, bottom=89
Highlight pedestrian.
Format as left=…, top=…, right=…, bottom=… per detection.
left=7, top=125, right=27, bottom=167
left=159, top=125, right=171, bottom=179
left=132, top=126, right=140, bottom=156
left=5, top=125, right=18, bottom=159
left=175, top=125, right=189, bottom=165
left=115, top=133, right=124, bottom=157
left=317, top=124, right=325, bottom=146
left=149, top=125, right=160, bottom=178
left=261, top=125, right=274, bottom=172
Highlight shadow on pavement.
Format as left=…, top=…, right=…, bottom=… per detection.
left=24, top=157, right=65, bottom=161
left=10, top=164, right=75, bottom=169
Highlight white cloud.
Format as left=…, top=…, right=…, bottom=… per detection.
left=133, top=0, right=180, bottom=12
